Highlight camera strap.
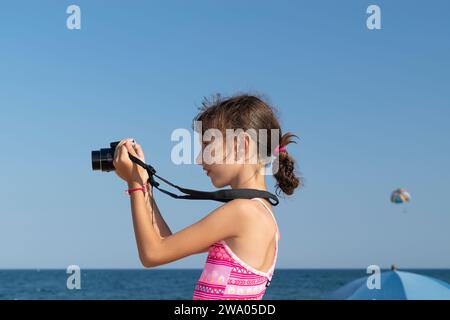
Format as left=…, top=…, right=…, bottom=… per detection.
left=128, top=154, right=280, bottom=206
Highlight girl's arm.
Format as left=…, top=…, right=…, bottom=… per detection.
left=114, top=139, right=246, bottom=267
left=144, top=188, right=172, bottom=238
left=146, top=186, right=209, bottom=254
left=128, top=180, right=247, bottom=267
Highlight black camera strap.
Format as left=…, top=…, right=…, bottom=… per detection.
left=128, top=154, right=280, bottom=206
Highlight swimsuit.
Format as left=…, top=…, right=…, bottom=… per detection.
left=193, top=198, right=280, bottom=300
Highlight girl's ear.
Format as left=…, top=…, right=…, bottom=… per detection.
left=234, top=132, right=253, bottom=163
left=233, top=136, right=239, bottom=162
left=245, top=133, right=260, bottom=164
left=244, top=134, right=252, bottom=161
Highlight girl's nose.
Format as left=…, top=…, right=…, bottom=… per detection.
left=195, top=150, right=203, bottom=165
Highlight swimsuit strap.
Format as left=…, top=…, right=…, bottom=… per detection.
left=251, top=198, right=280, bottom=277
left=251, top=198, right=280, bottom=241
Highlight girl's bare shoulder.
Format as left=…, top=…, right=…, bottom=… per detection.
left=211, top=198, right=266, bottom=226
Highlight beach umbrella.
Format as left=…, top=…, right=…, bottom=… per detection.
left=328, top=269, right=450, bottom=300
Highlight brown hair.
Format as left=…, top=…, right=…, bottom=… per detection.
left=192, top=93, right=302, bottom=196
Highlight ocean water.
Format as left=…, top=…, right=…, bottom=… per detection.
left=0, top=269, right=449, bottom=300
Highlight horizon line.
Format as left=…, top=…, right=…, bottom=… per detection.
left=1, top=267, right=449, bottom=271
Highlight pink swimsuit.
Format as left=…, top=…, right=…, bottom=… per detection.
left=193, top=198, right=280, bottom=300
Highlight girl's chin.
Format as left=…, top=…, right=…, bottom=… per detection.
left=210, top=176, right=227, bottom=188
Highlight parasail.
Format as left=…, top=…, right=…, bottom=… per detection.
left=390, top=188, right=411, bottom=204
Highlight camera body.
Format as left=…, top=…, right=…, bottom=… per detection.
left=91, top=141, right=120, bottom=172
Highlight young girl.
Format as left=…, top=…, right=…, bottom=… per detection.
left=113, top=94, right=301, bottom=300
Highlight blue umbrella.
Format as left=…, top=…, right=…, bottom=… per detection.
left=328, top=270, right=450, bottom=300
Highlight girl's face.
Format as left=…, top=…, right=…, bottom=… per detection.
left=196, top=133, right=259, bottom=188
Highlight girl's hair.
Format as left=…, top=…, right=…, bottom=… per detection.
left=192, top=93, right=302, bottom=196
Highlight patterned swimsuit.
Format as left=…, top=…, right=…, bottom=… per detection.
left=193, top=198, right=280, bottom=300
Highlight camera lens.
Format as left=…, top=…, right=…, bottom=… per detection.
left=91, top=141, right=121, bottom=172
left=101, top=147, right=116, bottom=172
left=91, top=150, right=102, bottom=171
left=91, top=147, right=116, bottom=172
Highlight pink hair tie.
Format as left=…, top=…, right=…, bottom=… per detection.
left=274, top=145, right=287, bottom=156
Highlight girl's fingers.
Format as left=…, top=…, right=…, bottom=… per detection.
left=121, top=138, right=134, bottom=148
left=118, top=138, right=134, bottom=149
left=113, top=144, right=123, bottom=165
left=124, top=141, right=138, bottom=157
left=134, top=144, right=145, bottom=161
left=120, top=144, right=130, bottom=160
left=115, top=138, right=134, bottom=159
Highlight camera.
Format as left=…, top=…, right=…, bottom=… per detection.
left=91, top=140, right=279, bottom=205
left=91, top=141, right=120, bottom=172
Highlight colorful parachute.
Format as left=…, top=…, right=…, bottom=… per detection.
left=390, top=188, right=411, bottom=204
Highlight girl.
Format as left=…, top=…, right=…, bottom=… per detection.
left=113, top=94, right=301, bottom=300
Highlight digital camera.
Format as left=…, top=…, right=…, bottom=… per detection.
left=91, top=141, right=120, bottom=172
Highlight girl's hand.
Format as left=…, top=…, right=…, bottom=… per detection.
left=113, top=138, right=149, bottom=186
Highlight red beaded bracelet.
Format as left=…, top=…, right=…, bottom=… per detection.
left=126, top=184, right=148, bottom=195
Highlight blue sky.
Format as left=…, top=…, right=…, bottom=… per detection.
left=0, top=0, right=449, bottom=269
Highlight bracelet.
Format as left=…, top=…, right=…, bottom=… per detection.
left=125, top=184, right=148, bottom=196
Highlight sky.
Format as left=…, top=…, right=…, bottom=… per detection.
left=0, top=0, right=449, bottom=269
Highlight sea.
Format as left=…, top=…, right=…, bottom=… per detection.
left=0, top=269, right=449, bottom=300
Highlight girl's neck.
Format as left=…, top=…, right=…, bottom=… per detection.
left=230, top=168, right=267, bottom=191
